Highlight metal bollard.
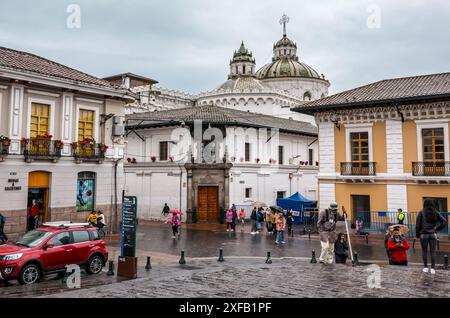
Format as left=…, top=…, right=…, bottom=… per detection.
left=310, top=250, right=317, bottom=264
left=365, top=234, right=369, bottom=244
left=107, top=260, right=114, bottom=276
left=352, top=252, right=358, bottom=267
left=308, top=230, right=311, bottom=240
left=412, top=238, right=416, bottom=249
left=217, top=248, right=224, bottom=262
left=145, top=256, right=152, bottom=270
left=444, top=255, right=448, bottom=270
left=265, top=251, right=272, bottom=264
left=179, top=250, right=186, bottom=265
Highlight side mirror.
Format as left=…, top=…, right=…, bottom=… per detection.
left=44, top=242, right=55, bottom=249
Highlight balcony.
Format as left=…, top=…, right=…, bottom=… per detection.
left=412, top=162, right=450, bottom=177
left=71, top=140, right=107, bottom=163
left=340, top=162, right=377, bottom=176
left=21, top=138, right=62, bottom=162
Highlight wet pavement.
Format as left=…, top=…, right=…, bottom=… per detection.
left=1, top=222, right=449, bottom=298
left=48, top=258, right=450, bottom=298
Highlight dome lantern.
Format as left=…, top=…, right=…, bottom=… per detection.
left=229, top=41, right=256, bottom=79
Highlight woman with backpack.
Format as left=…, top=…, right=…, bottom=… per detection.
left=416, top=199, right=447, bottom=274
left=169, top=213, right=182, bottom=239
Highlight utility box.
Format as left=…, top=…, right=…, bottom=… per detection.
left=117, top=256, right=138, bottom=279
left=112, top=115, right=122, bottom=125
left=112, top=125, right=125, bottom=136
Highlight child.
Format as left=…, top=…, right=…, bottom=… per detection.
left=334, top=233, right=349, bottom=264
left=355, top=217, right=363, bottom=235
left=275, top=211, right=286, bottom=244
left=225, top=208, right=234, bottom=232
left=169, top=213, right=181, bottom=238
left=238, top=208, right=245, bottom=232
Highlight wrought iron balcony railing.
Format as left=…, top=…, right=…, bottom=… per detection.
left=412, top=161, right=450, bottom=177
left=72, top=143, right=106, bottom=163
left=340, top=162, right=377, bottom=176
left=21, top=138, right=62, bottom=162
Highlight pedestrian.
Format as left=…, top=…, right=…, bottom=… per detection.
left=231, top=206, right=238, bottom=231
left=355, top=217, right=363, bottom=235
left=87, top=210, right=98, bottom=227
left=387, top=226, right=410, bottom=266
left=416, top=199, right=447, bottom=274
left=317, top=202, right=338, bottom=264
left=0, top=213, right=8, bottom=244
left=270, top=210, right=277, bottom=236
left=238, top=208, right=245, bottom=232
left=397, top=208, right=406, bottom=225
left=225, top=208, right=234, bottom=232
left=341, top=206, right=348, bottom=221
left=334, top=233, right=349, bottom=264
left=169, top=213, right=181, bottom=238
left=250, top=207, right=258, bottom=235
left=275, top=211, right=286, bottom=244
left=96, top=210, right=106, bottom=238
left=161, top=203, right=170, bottom=217
left=286, top=209, right=294, bottom=235
left=28, top=200, right=39, bottom=231
left=265, top=208, right=273, bottom=234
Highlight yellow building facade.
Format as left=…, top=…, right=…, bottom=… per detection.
left=295, top=73, right=450, bottom=220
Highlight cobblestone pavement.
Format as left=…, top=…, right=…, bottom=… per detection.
left=47, top=258, right=450, bottom=298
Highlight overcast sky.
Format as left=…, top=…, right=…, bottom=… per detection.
left=1, top=0, right=449, bottom=95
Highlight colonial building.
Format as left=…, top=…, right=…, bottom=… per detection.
left=0, top=46, right=135, bottom=238
left=294, top=72, right=450, bottom=219
left=124, top=105, right=318, bottom=221
left=126, top=16, right=330, bottom=125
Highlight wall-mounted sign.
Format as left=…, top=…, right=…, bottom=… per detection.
left=5, top=176, right=21, bottom=191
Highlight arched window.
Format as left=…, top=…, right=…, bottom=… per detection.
left=243, top=65, right=246, bottom=74
left=77, top=171, right=96, bottom=212
left=303, top=91, right=312, bottom=101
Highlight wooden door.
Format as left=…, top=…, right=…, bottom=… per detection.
left=197, top=186, right=219, bottom=222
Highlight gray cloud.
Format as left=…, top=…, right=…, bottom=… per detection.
left=0, top=0, right=449, bottom=94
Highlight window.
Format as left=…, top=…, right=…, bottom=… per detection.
left=351, top=132, right=369, bottom=164
left=303, top=92, right=312, bottom=101
left=77, top=172, right=96, bottom=212
left=278, top=146, right=284, bottom=165
left=422, top=128, right=445, bottom=162
left=245, top=143, right=251, bottom=162
left=245, top=188, right=252, bottom=198
left=49, top=232, right=71, bottom=246
left=90, top=230, right=100, bottom=241
left=309, top=149, right=314, bottom=166
left=243, top=65, right=246, bottom=74
left=78, top=109, right=95, bottom=140
left=277, top=191, right=286, bottom=199
left=159, top=141, right=168, bottom=161
left=30, top=103, right=50, bottom=138
left=72, top=231, right=90, bottom=243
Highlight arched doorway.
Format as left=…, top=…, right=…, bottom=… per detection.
left=27, top=171, right=50, bottom=229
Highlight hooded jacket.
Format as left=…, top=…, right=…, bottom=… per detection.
left=317, top=209, right=337, bottom=243
left=415, top=210, right=447, bottom=238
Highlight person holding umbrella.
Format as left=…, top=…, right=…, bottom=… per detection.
left=317, top=202, right=338, bottom=264
left=169, top=210, right=182, bottom=239
left=387, top=225, right=410, bottom=266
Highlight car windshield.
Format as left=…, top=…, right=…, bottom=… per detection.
left=14, top=230, right=53, bottom=248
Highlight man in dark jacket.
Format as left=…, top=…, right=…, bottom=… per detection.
left=0, top=213, right=8, bottom=244
left=317, top=202, right=338, bottom=264
left=161, top=203, right=170, bottom=217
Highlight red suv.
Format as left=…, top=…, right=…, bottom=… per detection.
left=0, top=223, right=108, bottom=285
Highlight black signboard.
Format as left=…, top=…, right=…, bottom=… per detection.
left=121, top=196, right=138, bottom=257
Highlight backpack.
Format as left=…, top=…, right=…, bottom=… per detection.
left=0, top=215, right=6, bottom=225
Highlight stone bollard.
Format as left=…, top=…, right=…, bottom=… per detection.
left=179, top=250, right=186, bottom=265
left=107, top=260, right=114, bottom=276
left=145, top=256, right=152, bottom=270
left=310, top=250, right=317, bottom=264
left=308, top=230, right=311, bottom=241
left=217, top=248, right=224, bottom=262
left=444, top=255, right=448, bottom=270
left=265, top=251, right=272, bottom=264
left=352, top=252, right=358, bottom=267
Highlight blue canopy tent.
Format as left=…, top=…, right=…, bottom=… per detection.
left=276, top=192, right=317, bottom=225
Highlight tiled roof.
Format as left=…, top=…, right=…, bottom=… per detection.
left=294, top=72, right=450, bottom=114
left=0, top=46, right=116, bottom=89
left=126, top=105, right=317, bottom=136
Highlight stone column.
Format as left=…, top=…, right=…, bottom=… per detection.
left=224, top=166, right=230, bottom=209
left=186, top=167, right=193, bottom=211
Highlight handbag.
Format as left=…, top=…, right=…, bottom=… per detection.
left=351, top=223, right=356, bottom=229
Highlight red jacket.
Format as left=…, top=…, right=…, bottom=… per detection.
left=30, top=204, right=39, bottom=217
left=387, top=237, right=410, bottom=263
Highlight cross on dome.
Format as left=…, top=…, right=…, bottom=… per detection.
left=279, top=14, right=290, bottom=37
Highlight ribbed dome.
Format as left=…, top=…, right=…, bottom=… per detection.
left=256, top=58, right=321, bottom=79
left=274, top=36, right=297, bottom=49
left=216, top=76, right=269, bottom=92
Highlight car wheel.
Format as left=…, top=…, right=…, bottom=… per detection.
left=18, top=264, right=41, bottom=285
left=86, top=255, right=103, bottom=275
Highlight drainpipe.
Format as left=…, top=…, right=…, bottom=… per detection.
left=113, top=158, right=123, bottom=234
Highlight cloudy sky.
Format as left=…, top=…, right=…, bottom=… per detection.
left=1, top=0, right=449, bottom=95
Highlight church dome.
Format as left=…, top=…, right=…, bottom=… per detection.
left=256, top=58, right=321, bottom=79
left=216, top=76, right=269, bottom=92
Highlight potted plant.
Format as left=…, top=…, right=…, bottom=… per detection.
left=240, top=157, right=244, bottom=162
left=132, top=158, right=137, bottom=164
left=316, top=161, right=319, bottom=166
left=255, top=158, right=260, bottom=163
left=98, top=143, right=109, bottom=153
left=300, top=161, right=305, bottom=165
left=288, top=158, right=293, bottom=164
left=127, top=157, right=132, bottom=163
left=151, top=156, right=156, bottom=162
left=54, top=140, right=64, bottom=150
left=230, top=156, right=236, bottom=162
left=169, top=156, right=174, bottom=162
left=269, top=158, right=276, bottom=164
left=70, top=142, right=78, bottom=150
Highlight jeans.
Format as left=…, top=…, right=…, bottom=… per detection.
left=251, top=220, right=257, bottom=232
left=172, top=225, right=179, bottom=236
left=97, top=225, right=106, bottom=238
left=276, top=230, right=285, bottom=243
left=227, top=222, right=233, bottom=230
left=420, top=233, right=438, bottom=269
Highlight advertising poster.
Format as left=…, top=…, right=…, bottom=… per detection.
left=76, top=178, right=94, bottom=212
